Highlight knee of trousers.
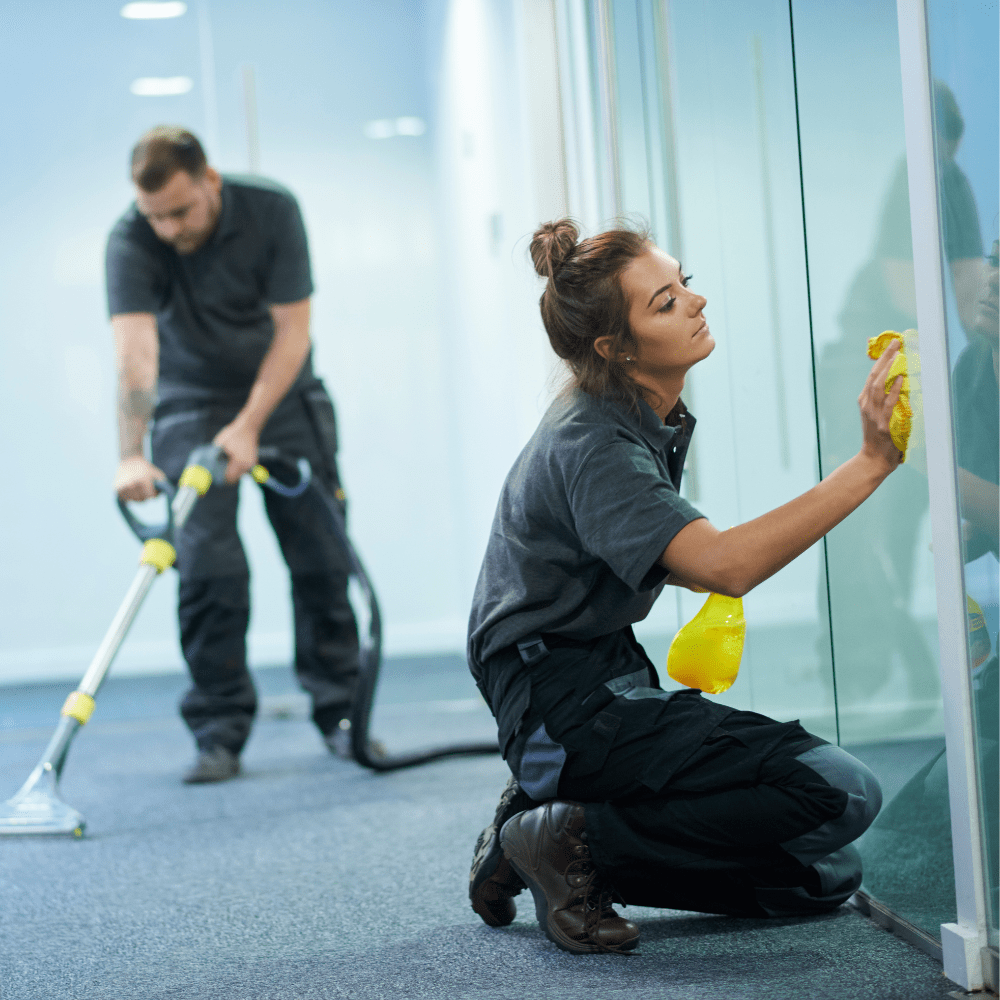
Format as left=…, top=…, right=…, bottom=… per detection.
left=756, top=844, right=863, bottom=917
left=780, top=744, right=883, bottom=867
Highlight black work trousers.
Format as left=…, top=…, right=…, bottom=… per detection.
left=504, top=628, right=882, bottom=919
left=150, top=381, right=359, bottom=754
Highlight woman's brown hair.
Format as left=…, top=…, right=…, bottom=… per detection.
left=530, top=218, right=651, bottom=411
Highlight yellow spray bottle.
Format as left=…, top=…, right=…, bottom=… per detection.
left=667, top=593, right=746, bottom=694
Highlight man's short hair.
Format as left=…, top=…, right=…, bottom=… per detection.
left=131, top=126, right=207, bottom=192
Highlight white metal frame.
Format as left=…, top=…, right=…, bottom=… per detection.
left=552, top=0, right=623, bottom=227
left=896, top=0, right=991, bottom=990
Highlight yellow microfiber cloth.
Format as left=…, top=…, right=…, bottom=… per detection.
left=866, top=329, right=923, bottom=461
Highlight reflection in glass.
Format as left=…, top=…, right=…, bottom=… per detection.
left=833, top=94, right=982, bottom=933
left=925, top=0, right=999, bottom=944
left=955, top=239, right=999, bottom=936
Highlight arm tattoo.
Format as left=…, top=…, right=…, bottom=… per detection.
left=118, top=383, right=156, bottom=460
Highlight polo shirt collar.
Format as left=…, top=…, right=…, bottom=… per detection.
left=603, top=392, right=694, bottom=453
left=202, top=179, right=240, bottom=250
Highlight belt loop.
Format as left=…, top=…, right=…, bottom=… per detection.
left=516, top=636, right=550, bottom=667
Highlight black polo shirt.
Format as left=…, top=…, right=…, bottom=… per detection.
left=467, top=387, right=704, bottom=748
left=105, top=174, right=316, bottom=403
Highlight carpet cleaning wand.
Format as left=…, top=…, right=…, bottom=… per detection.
left=0, top=445, right=237, bottom=838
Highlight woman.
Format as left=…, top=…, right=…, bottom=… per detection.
left=466, top=220, right=903, bottom=955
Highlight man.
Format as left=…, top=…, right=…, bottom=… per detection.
left=106, top=126, right=359, bottom=783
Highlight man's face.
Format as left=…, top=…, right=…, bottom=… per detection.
left=135, top=167, right=222, bottom=254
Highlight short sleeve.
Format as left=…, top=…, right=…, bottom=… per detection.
left=569, top=440, right=705, bottom=592
left=105, top=220, right=165, bottom=317
left=263, top=194, right=314, bottom=304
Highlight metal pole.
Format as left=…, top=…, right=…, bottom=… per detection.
left=78, top=487, right=198, bottom=699
left=197, top=0, right=219, bottom=158
left=896, top=0, right=989, bottom=989
left=751, top=33, right=791, bottom=470
left=242, top=64, right=261, bottom=174
left=651, top=0, right=699, bottom=502
left=592, top=0, right=622, bottom=218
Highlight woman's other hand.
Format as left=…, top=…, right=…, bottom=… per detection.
left=858, top=338, right=904, bottom=474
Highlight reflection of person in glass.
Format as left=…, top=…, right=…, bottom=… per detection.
left=861, top=243, right=998, bottom=923
left=955, top=237, right=999, bottom=915
left=814, top=82, right=983, bottom=733
left=955, top=239, right=999, bottom=564
left=466, top=220, right=903, bottom=954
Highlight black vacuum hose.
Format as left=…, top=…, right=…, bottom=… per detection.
left=270, top=458, right=500, bottom=771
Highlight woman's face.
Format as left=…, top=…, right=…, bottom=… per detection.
left=615, top=246, right=714, bottom=375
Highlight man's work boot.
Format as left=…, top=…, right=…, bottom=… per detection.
left=469, top=776, right=533, bottom=926
left=499, top=801, right=639, bottom=954
left=182, top=745, right=240, bottom=784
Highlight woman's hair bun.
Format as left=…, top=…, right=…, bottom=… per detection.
left=530, top=219, right=579, bottom=279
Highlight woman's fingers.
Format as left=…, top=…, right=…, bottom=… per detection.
left=858, top=338, right=903, bottom=470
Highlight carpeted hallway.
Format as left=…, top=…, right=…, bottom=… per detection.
left=0, top=662, right=965, bottom=1000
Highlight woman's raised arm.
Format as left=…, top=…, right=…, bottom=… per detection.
left=660, top=340, right=904, bottom=598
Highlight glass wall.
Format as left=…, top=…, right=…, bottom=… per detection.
left=923, top=0, right=999, bottom=946
left=569, top=0, right=977, bottom=943
left=603, top=0, right=839, bottom=742
left=0, top=0, right=456, bottom=682
left=791, top=0, right=955, bottom=938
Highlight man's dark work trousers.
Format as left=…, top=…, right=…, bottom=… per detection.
left=152, top=382, right=358, bottom=754
left=502, top=629, right=882, bottom=920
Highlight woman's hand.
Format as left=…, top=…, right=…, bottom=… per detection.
left=858, top=339, right=904, bottom=475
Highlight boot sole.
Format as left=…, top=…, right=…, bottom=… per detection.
left=500, top=827, right=639, bottom=955
left=469, top=830, right=521, bottom=927
left=469, top=788, right=529, bottom=926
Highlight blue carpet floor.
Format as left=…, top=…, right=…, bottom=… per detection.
left=0, top=662, right=969, bottom=1000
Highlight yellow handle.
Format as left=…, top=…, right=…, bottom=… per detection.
left=61, top=691, right=95, bottom=725
left=178, top=464, right=213, bottom=496
left=140, top=538, right=176, bottom=573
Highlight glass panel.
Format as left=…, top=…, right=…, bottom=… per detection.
left=924, top=0, right=1000, bottom=946
left=609, top=0, right=838, bottom=741
left=791, top=0, right=953, bottom=936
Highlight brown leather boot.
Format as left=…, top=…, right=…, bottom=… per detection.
left=499, top=801, right=639, bottom=954
left=469, top=776, right=531, bottom=926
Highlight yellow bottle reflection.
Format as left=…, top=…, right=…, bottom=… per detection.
left=667, top=593, right=746, bottom=694
left=967, top=594, right=992, bottom=668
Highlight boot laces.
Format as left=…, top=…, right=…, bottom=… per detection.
left=566, top=857, right=630, bottom=954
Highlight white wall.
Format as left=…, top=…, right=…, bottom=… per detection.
left=0, top=0, right=561, bottom=684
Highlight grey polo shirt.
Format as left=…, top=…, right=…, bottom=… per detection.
left=105, top=174, right=316, bottom=403
left=468, top=387, right=704, bottom=669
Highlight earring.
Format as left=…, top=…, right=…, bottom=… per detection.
left=625, top=356, right=633, bottom=362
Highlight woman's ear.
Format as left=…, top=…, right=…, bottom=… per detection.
left=593, top=336, right=613, bottom=361
left=593, top=336, right=633, bottom=365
